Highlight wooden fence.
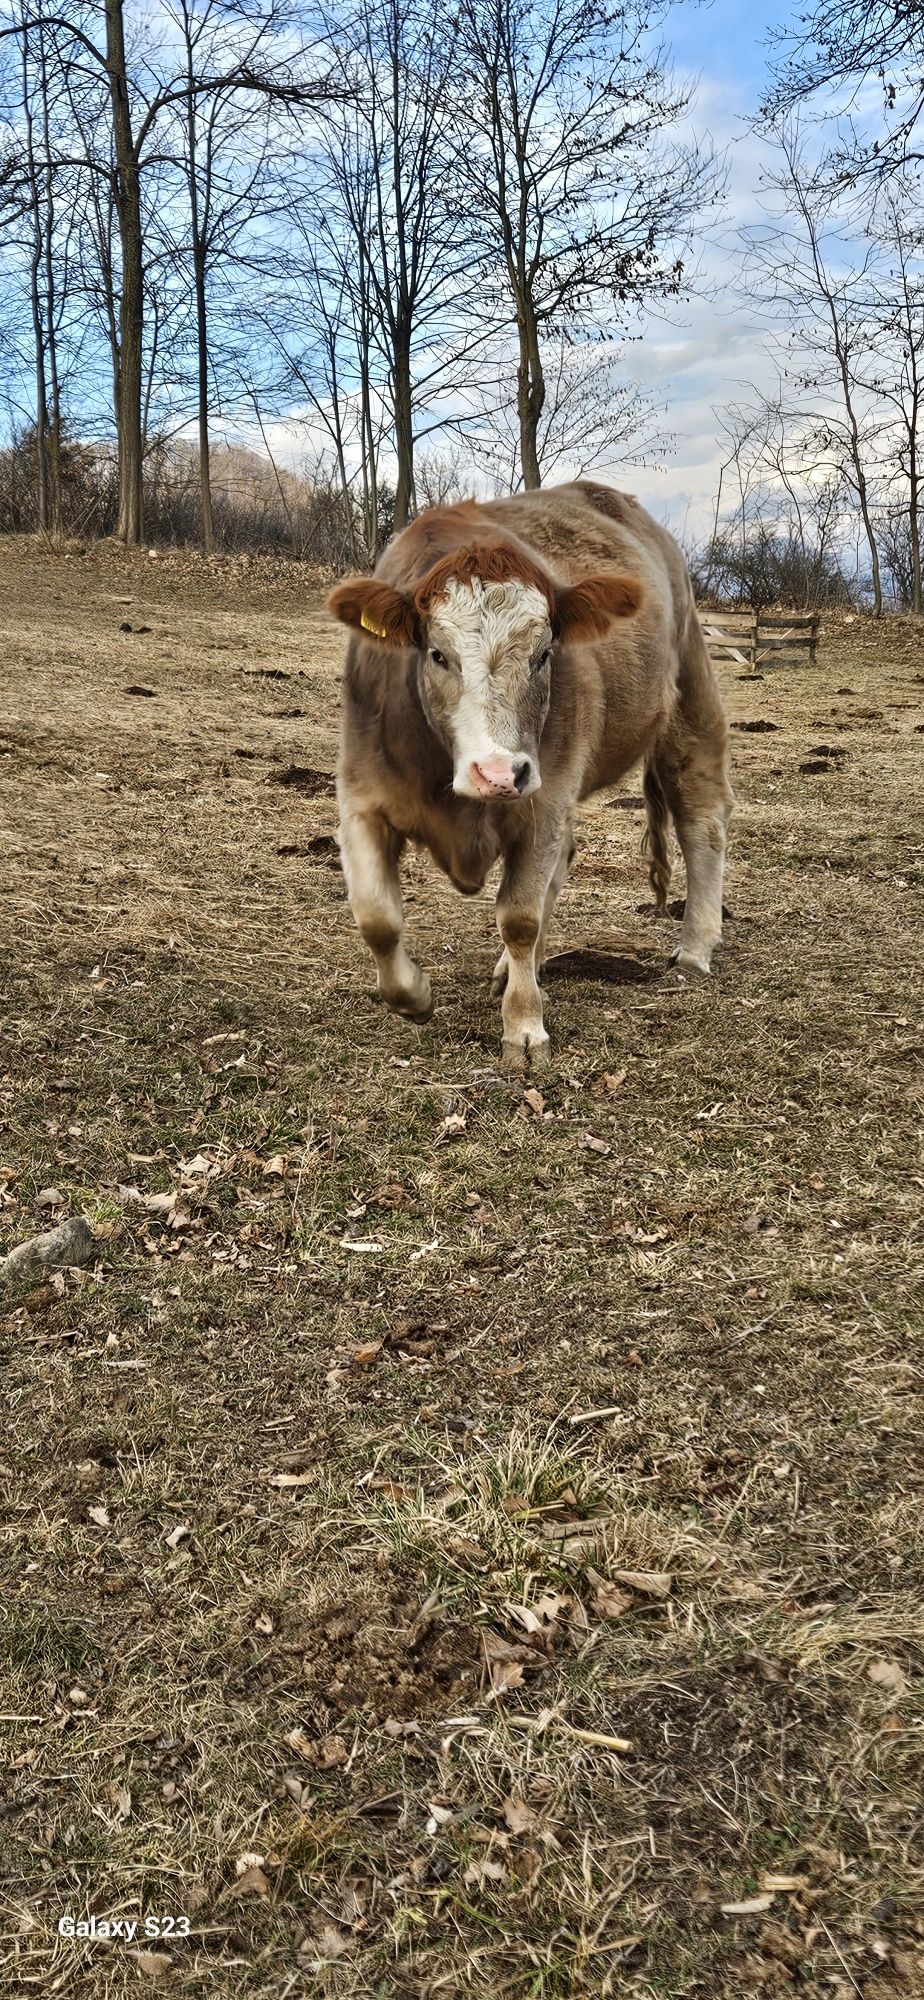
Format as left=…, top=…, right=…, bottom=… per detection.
left=698, top=609, right=819, bottom=670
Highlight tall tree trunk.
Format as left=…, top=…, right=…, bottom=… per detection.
left=29, top=252, right=50, bottom=534
left=21, top=21, right=50, bottom=532
left=909, top=452, right=921, bottom=615
left=194, top=242, right=215, bottom=553
left=908, top=369, right=921, bottom=615
left=388, top=16, right=414, bottom=535
left=185, top=58, right=214, bottom=553
left=516, top=298, right=544, bottom=489
left=391, top=340, right=414, bottom=533
left=105, top=0, right=145, bottom=544
left=39, top=20, right=63, bottom=538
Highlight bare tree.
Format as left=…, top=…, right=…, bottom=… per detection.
left=2, top=0, right=325, bottom=543
left=745, top=122, right=885, bottom=612
left=162, top=0, right=311, bottom=551
left=763, top=3, right=924, bottom=182
left=456, top=0, right=719, bottom=491
left=701, top=388, right=855, bottom=607
left=865, top=186, right=924, bottom=610
left=313, top=0, right=481, bottom=536
left=469, top=337, right=666, bottom=492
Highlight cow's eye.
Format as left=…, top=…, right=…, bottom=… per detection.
left=535, top=647, right=551, bottom=670
left=430, top=648, right=448, bottom=668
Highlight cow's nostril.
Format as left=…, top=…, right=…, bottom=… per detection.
left=513, top=758, right=532, bottom=793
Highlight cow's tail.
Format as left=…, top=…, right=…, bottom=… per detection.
left=642, top=760, right=672, bottom=911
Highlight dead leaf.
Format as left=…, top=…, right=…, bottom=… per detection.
left=284, top=1726, right=314, bottom=1760
left=522, top=1087, right=546, bottom=1115
left=492, top=1659, right=525, bottom=1695
left=351, top=1340, right=384, bottom=1367
left=88, top=1504, right=111, bottom=1528
left=502, top=1794, right=538, bottom=1835
left=761, top=1873, right=804, bottom=1893
left=586, top=1569, right=634, bottom=1620
left=721, top=1894, right=774, bottom=1916
left=226, top=1864, right=270, bottom=1899
left=463, top=1857, right=506, bottom=1888
left=312, top=1924, right=353, bottom=1960
left=504, top=1602, right=545, bottom=1638
left=868, top=1657, right=908, bottom=1698
left=609, top=1567, right=672, bottom=1599
left=436, top=1109, right=468, bottom=1142
left=262, top=1154, right=287, bottom=1177
left=482, top=1629, right=534, bottom=1695
left=269, top=1471, right=315, bottom=1489
left=164, top=1522, right=190, bottom=1549
left=312, top=1732, right=349, bottom=1769
left=447, top=1534, right=489, bottom=1568
left=254, top=1612, right=274, bottom=1635
left=583, top=1131, right=611, bottom=1155
left=131, top=1949, right=173, bottom=1978
left=369, top=1478, right=407, bottom=1502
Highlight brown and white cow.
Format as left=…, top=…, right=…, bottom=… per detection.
left=327, top=480, right=732, bottom=1071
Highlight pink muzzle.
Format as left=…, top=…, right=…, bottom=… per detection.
left=469, top=755, right=531, bottom=799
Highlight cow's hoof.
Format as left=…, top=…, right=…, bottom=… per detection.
left=395, top=995, right=434, bottom=1023
left=667, top=948, right=712, bottom=980
left=386, top=976, right=433, bottom=1022
left=502, top=1032, right=550, bottom=1074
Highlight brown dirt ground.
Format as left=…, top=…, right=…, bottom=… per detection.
left=0, top=537, right=922, bottom=1998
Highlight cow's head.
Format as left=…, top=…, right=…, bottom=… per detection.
left=328, top=543, right=642, bottom=801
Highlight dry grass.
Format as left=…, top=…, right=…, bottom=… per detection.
left=0, top=537, right=922, bottom=1997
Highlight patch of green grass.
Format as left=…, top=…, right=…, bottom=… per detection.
left=1, top=1607, right=99, bottom=1673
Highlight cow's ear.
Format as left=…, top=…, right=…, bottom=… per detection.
left=326, top=577, right=420, bottom=649
left=555, top=574, right=643, bottom=642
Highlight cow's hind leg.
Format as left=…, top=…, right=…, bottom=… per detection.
left=649, top=723, right=733, bottom=977
left=338, top=809, right=433, bottom=1020
left=491, top=822, right=574, bottom=998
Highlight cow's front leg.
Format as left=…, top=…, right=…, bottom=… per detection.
left=495, top=827, right=565, bottom=1072
left=491, top=820, right=574, bottom=998
left=338, top=809, right=433, bottom=1021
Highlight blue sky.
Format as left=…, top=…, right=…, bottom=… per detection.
left=619, top=0, right=802, bottom=539
left=665, top=0, right=792, bottom=86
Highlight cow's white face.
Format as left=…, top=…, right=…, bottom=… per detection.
left=327, top=550, right=644, bottom=803
left=420, top=578, right=552, bottom=800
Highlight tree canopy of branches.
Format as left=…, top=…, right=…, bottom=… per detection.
left=763, top=1, right=924, bottom=184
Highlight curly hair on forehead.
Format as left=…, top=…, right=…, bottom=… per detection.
left=413, top=542, right=556, bottom=617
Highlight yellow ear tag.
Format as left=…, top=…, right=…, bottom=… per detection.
left=360, top=611, right=388, bottom=639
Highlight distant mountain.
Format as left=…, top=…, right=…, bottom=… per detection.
left=158, top=438, right=306, bottom=503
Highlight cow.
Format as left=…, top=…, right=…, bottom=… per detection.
left=327, top=480, right=732, bottom=1072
